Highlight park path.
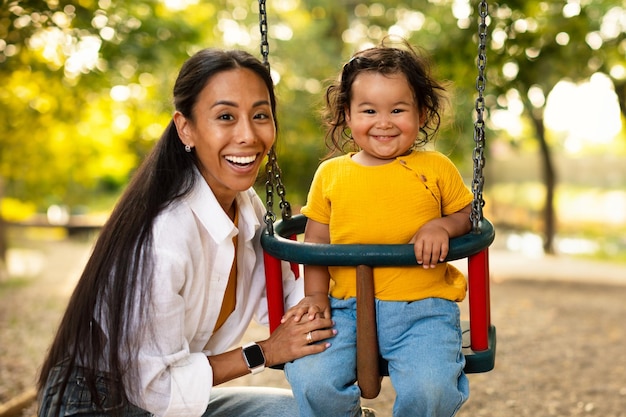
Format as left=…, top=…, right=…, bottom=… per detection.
left=0, top=238, right=92, bottom=415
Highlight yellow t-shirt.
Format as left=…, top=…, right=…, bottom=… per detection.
left=301, top=150, right=474, bottom=302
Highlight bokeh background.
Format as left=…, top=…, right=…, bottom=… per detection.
left=1, top=0, right=625, bottom=415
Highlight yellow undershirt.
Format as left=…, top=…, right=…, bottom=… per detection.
left=214, top=209, right=238, bottom=332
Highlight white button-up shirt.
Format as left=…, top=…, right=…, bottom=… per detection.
left=128, top=171, right=302, bottom=416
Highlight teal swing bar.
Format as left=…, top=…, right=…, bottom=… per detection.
left=258, top=0, right=496, bottom=399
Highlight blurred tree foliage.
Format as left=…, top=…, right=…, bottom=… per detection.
left=0, top=0, right=494, bottom=211
left=0, top=0, right=624, bottom=258
left=479, top=0, right=625, bottom=252
left=0, top=0, right=204, bottom=210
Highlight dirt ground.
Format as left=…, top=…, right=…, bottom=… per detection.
left=1, top=235, right=625, bottom=417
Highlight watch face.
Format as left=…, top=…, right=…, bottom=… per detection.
left=244, top=344, right=265, bottom=367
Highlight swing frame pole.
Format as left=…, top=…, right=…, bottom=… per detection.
left=468, top=249, right=491, bottom=351
left=467, top=0, right=491, bottom=353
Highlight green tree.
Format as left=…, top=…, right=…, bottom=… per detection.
left=484, top=0, right=625, bottom=253
left=0, top=1, right=207, bottom=205
left=0, top=0, right=206, bottom=269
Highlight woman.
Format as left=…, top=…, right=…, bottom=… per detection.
left=37, top=48, right=335, bottom=417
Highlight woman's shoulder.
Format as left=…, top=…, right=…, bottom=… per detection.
left=152, top=199, right=198, bottom=243
left=151, top=180, right=218, bottom=240
left=239, top=188, right=266, bottom=224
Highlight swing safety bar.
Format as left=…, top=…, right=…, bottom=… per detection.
left=263, top=215, right=494, bottom=266
left=261, top=214, right=497, bottom=376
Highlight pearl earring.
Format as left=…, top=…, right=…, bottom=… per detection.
left=184, top=144, right=192, bottom=153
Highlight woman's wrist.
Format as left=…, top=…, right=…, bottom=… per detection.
left=256, top=340, right=274, bottom=367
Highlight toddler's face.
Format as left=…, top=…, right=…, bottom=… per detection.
left=345, top=71, right=421, bottom=166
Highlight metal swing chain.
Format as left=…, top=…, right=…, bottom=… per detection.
left=470, top=0, right=489, bottom=232
left=258, top=0, right=270, bottom=68
left=258, top=0, right=291, bottom=235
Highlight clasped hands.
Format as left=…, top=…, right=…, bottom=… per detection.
left=263, top=293, right=335, bottom=367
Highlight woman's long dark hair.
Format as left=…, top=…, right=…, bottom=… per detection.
left=37, top=48, right=277, bottom=415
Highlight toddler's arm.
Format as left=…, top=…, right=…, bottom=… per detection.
left=410, top=204, right=472, bottom=268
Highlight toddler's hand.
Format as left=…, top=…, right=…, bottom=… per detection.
left=281, top=293, right=331, bottom=323
left=409, top=224, right=450, bottom=269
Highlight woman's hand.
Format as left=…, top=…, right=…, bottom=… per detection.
left=259, top=311, right=336, bottom=367
left=208, top=307, right=334, bottom=385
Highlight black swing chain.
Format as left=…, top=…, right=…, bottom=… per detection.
left=258, top=0, right=270, bottom=68
left=471, top=0, right=489, bottom=232
left=259, top=0, right=291, bottom=235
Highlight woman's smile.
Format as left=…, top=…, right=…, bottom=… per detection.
left=224, top=153, right=260, bottom=167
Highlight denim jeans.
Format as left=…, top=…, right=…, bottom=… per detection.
left=39, top=363, right=297, bottom=417
left=38, top=364, right=149, bottom=417
left=202, top=387, right=297, bottom=417
left=285, top=297, right=469, bottom=417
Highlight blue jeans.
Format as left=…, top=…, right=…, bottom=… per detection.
left=38, top=364, right=148, bottom=417
left=39, top=363, right=297, bottom=416
left=203, top=387, right=297, bottom=417
left=285, top=297, right=469, bottom=417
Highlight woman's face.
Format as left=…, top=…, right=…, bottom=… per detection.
left=174, top=68, right=275, bottom=211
